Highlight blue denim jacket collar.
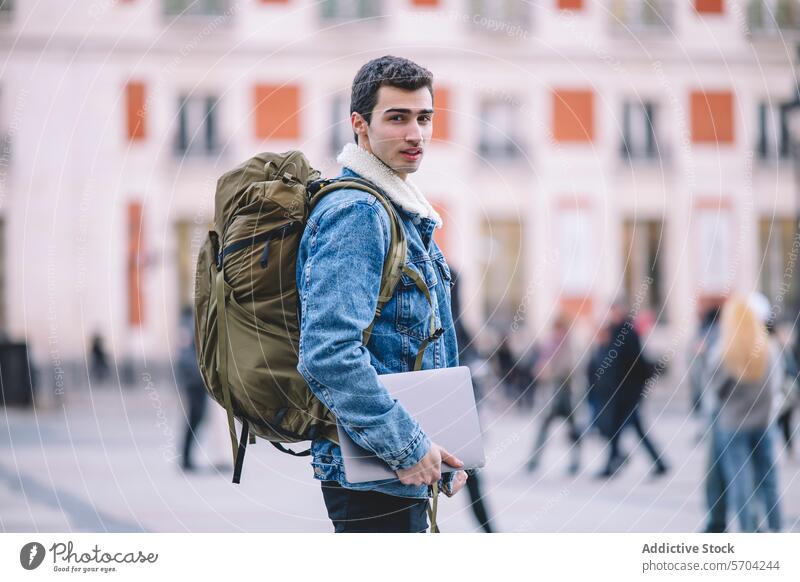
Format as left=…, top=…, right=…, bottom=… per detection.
left=340, top=167, right=438, bottom=248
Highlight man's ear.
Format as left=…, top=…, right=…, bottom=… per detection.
left=351, top=111, right=368, bottom=140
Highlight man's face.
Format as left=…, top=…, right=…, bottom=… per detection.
left=352, top=85, right=434, bottom=180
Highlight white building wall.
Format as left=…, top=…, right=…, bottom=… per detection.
left=0, top=0, right=796, bottom=379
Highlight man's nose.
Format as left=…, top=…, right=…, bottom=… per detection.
left=406, top=122, right=423, bottom=144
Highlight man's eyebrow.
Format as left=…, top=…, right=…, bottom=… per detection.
left=381, top=108, right=435, bottom=115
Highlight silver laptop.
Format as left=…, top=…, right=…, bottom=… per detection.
left=337, top=366, right=485, bottom=484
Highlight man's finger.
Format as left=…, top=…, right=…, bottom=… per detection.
left=439, top=447, right=464, bottom=468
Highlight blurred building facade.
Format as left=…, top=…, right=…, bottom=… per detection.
left=0, top=0, right=798, bottom=378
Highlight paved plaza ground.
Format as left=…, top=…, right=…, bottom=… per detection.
left=2, top=377, right=798, bottom=533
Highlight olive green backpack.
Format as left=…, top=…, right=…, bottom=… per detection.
left=193, top=151, right=439, bottom=485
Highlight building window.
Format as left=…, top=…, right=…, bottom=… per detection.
left=553, top=89, right=594, bottom=144
left=175, top=219, right=210, bottom=311
left=621, top=100, right=659, bottom=159
left=175, top=94, right=219, bottom=157
left=609, top=0, right=674, bottom=33
left=330, top=94, right=352, bottom=157
left=478, top=98, right=524, bottom=159
left=319, top=0, right=383, bottom=20
left=163, top=0, right=231, bottom=16
left=557, top=204, right=594, bottom=297
left=479, top=217, right=525, bottom=327
left=622, top=219, right=666, bottom=319
left=0, top=0, right=13, bottom=21
left=756, top=100, right=790, bottom=160
left=254, top=85, right=301, bottom=141
left=748, top=0, right=800, bottom=33
left=694, top=203, right=733, bottom=296
left=470, top=0, right=530, bottom=31
left=0, top=86, right=10, bottom=167
left=760, top=217, right=800, bottom=309
left=691, top=91, right=734, bottom=144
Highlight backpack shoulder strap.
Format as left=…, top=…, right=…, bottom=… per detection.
left=308, top=178, right=407, bottom=347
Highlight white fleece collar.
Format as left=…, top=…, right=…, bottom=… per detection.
left=336, top=143, right=443, bottom=227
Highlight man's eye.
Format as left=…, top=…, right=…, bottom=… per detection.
left=419, top=115, right=432, bottom=123
left=391, top=115, right=404, bottom=121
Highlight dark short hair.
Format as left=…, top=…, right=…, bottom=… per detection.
left=350, top=55, right=434, bottom=143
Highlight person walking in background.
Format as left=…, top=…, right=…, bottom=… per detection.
left=774, top=322, right=799, bottom=459
left=703, top=294, right=783, bottom=532
left=450, top=266, right=496, bottom=533
left=527, top=314, right=582, bottom=475
left=597, top=301, right=668, bottom=479
left=89, top=333, right=110, bottom=384
left=691, top=305, right=729, bottom=532
left=586, top=321, right=612, bottom=438
left=176, top=306, right=209, bottom=473
left=496, top=335, right=516, bottom=401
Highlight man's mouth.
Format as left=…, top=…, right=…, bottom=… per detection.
left=400, top=148, right=422, bottom=161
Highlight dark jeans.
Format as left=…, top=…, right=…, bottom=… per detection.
left=606, top=407, right=665, bottom=472
left=718, top=427, right=782, bottom=532
left=320, top=481, right=430, bottom=533
left=180, top=381, right=208, bottom=469
left=465, top=469, right=494, bottom=533
left=778, top=409, right=794, bottom=451
left=704, top=426, right=728, bottom=532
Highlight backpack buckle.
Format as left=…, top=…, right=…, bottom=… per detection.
left=426, top=328, right=444, bottom=342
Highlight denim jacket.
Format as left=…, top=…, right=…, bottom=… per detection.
left=296, top=167, right=459, bottom=499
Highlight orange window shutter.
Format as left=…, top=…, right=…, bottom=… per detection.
left=127, top=201, right=145, bottom=327
left=432, top=87, right=450, bottom=143
left=126, top=82, right=146, bottom=142
left=695, top=0, right=724, bottom=14
left=691, top=91, right=734, bottom=144
left=558, top=0, right=583, bottom=9
left=432, top=201, right=449, bottom=257
left=552, top=89, right=595, bottom=143
left=559, top=296, right=594, bottom=319
left=254, top=84, right=301, bottom=140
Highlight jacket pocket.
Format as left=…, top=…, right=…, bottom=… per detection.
left=395, top=259, right=438, bottom=341
left=434, top=256, right=453, bottom=292
left=310, top=459, right=339, bottom=482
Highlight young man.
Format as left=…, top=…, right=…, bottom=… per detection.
left=296, top=55, right=468, bottom=533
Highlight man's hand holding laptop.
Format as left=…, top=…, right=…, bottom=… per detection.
left=396, top=443, right=469, bottom=497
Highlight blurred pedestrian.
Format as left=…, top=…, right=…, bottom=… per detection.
left=586, top=322, right=612, bottom=436
left=176, top=306, right=209, bottom=473
left=774, top=323, right=799, bottom=458
left=693, top=305, right=727, bottom=532
left=89, top=333, right=110, bottom=383
left=451, top=267, right=496, bottom=533
left=703, top=294, right=783, bottom=532
left=526, top=314, right=582, bottom=475
left=597, top=301, right=668, bottom=479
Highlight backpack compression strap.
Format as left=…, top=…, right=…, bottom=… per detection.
left=309, top=178, right=408, bottom=347
left=210, top=249, right=241, bottom=477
